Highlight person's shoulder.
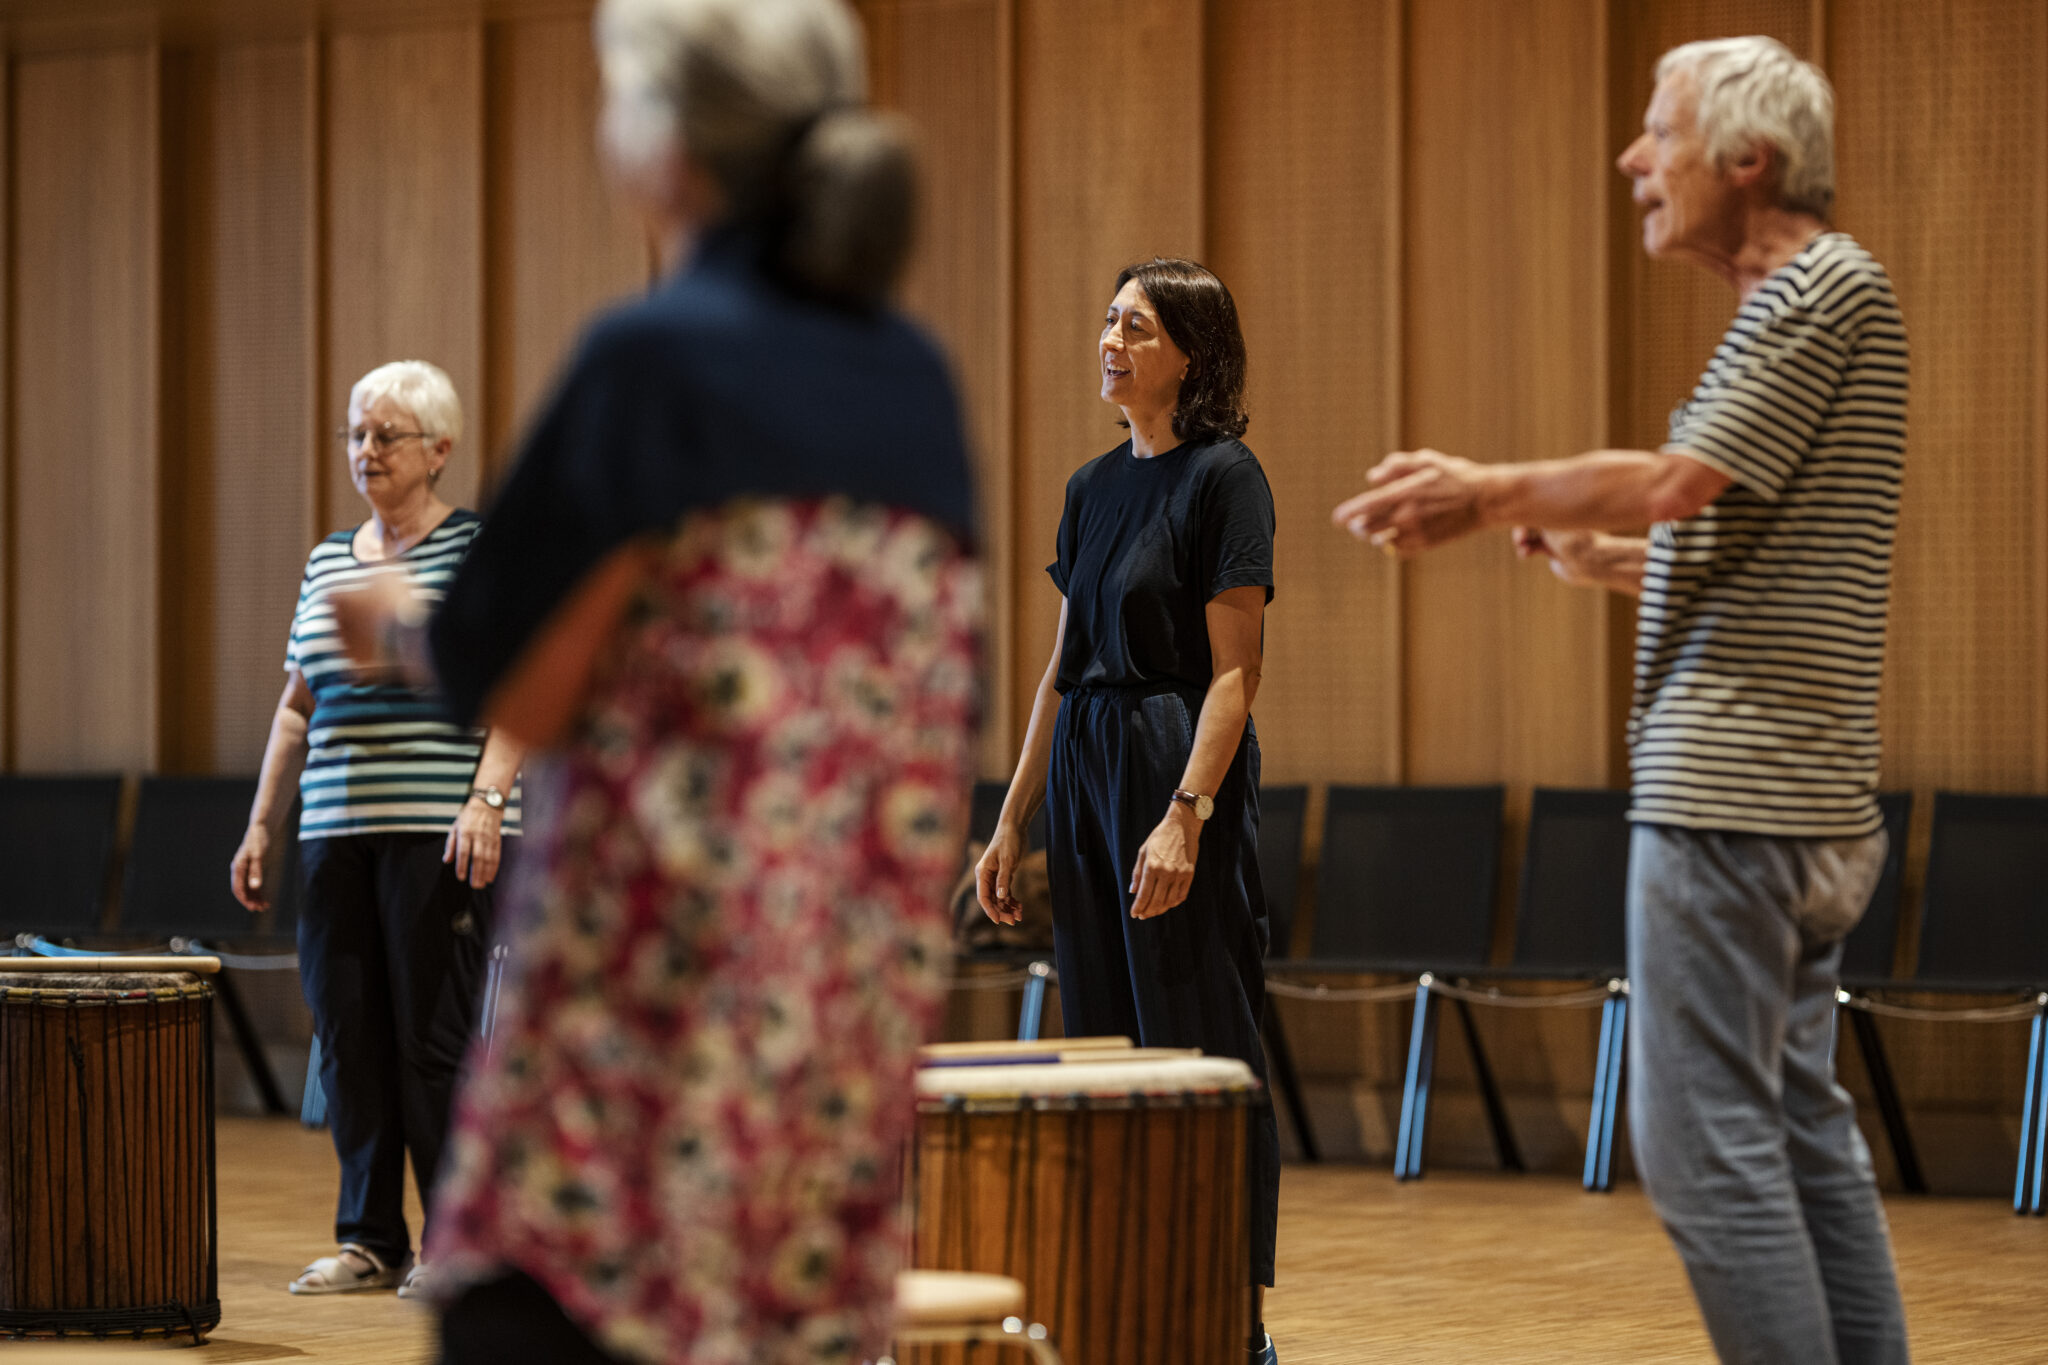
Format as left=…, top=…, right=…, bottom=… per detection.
left=1188, top=437, right=1270, bottom=487
left=1066, top=441, right=1132, bottom=494
left=1788, top=232, right=1902, bottom=327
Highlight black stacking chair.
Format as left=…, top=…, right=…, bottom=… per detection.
left=0, top=774, right=125, bottom=945
left=1266, top=785, right=1506, bottom=1180
left=1253, top=784, right=1315, bottom=1160
left=1828, top=793, right=1920, bottom=1189
left=962, top=780, right=1054, bottom=1040
left=121, top=776, right=303, bottom=1117
left=1838, top=792, right=2048, bottom=1213
left=1389, top=788, right=1634, bottom=1186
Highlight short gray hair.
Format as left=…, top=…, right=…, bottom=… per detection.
left=1657, top=36, right=1835, bottom=217
left=351, top=360, right=463, bottom=447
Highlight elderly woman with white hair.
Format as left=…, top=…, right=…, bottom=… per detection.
left=230, top=359, right=525, bottom=1298
left=1335, top=35, right=1911, bottom=1364
left=316, top=1, right=979, bottom=1362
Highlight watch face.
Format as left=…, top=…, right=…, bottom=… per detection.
left=1195, top=794, right=1214, bottom=821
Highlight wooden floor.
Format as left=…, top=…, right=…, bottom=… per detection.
left=10, top=1117, right=2044, bottom=1363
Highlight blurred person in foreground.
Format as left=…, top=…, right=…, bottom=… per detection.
left=1334, top=37, right=1910, bottom=1364
left=231, top=359, right=522, bottom=1299
left=336, top=1, right=978, bottom=1360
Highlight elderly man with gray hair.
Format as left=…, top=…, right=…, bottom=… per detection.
left=1333, top=36, right=1910, bottom=1364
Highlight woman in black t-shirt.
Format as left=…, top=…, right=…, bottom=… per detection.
left=976, top=257, right=1281, bottom=1363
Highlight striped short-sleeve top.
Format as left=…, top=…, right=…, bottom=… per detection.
left=1630, top=232, right=1907, bottom=840
left=285, top=509, right=522, bottom=841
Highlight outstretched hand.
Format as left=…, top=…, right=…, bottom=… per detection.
left=1514, top=526, right=1598, bottom=586
left=1331, top=449, right=1490, bottom=556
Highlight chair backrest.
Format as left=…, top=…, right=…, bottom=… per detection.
left=1837, top=791, right=1912, bottom=984
left=0, top=774, right=124, bottom=937
left=1914, top=792, right=2048, bottom=988
left=1511, top=787, right=1632, bottom=977
left=120, top=776, right=300, bottom=938
left=1256, top=784, right=1310, bottom=960
left=969, top=779, right=1046, bottom=851
left=1312, top=785, right=1505, bottom=970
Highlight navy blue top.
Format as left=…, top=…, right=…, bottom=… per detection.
left=1048, top=437, right=1275, bottom=694
left=429, top=227, right=977, bottom=726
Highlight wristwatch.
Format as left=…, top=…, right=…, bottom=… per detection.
left=1169, top=788, right=1214, bottom=821
left=470, top=785, right=507, bottom=811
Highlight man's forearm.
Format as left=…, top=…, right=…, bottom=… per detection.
left=1479, top=451, right=1709, bottom=531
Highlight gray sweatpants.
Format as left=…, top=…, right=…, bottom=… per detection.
left=1626, top=822, right=1911, bottom=1365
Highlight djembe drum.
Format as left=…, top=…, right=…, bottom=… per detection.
left=0, top=961, right=220, bottom=1341
left=910, top=1052, right=1256, bottom=1365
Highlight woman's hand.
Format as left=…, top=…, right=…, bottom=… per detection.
left=975, top=823, right=1028, bottom=925
left=230, top=824, right=273, bottom=912
left=445, top=799, right=504, bottom=889
left=1129, top=805, right=1200, bottom=919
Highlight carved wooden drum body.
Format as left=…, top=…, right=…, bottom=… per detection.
left=0, top=971, right=219, bottom=1341
left=911, top=1053, right=1255, bottom=1365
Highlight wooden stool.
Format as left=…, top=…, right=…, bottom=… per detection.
left=879, top=1270, right=1064, bottom=1363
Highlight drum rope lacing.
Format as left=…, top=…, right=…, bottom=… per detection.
left=1835, top=990, right=2046, bottom=1024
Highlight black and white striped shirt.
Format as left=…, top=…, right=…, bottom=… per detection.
left=286, top=509, right=522, bottom=840
left=1630, top=232, right=1907, bottom=839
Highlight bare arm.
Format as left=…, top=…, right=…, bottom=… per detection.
left=229, top=669, right=315, bottom=912
left=977, top=601, right=1067, bottom=925
left=1332, top=447, right=1732, bottom=553
left=1512, top=528, right=1650, bottom=597
left=444, top=728, right=529, bottom=889
left=1129, top=585, right=1265, bottom=919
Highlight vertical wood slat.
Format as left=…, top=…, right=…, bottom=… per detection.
left=1832, top=0, right=2048, bottom=797
left=1400, top=0, right=1611, bottom=794
left=322, top=24, right=485, bottom=526
left=1012, top=0, right=1205, bottom=746
left=161, top=43, right=315, bottom=773
left=483, top=14, right=648, bottom=491
left=859, top=0, right=1018, bottom=771
left=13, top=48, right=161, bottom=770
left=1203, top=0, right=1403, bottom=800
left=0, top=45, right=11, bottom=767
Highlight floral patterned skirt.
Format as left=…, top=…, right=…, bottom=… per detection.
left=427, top=500, right=980, bottom=1364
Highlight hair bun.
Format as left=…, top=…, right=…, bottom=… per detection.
left=777, top=107, right=918, bottom=310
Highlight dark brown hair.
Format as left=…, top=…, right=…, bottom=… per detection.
left=1113, top=257, right=1249, bottom=443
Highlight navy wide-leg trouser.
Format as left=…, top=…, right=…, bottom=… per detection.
left=1045, top=683, right=1280, bottom=1287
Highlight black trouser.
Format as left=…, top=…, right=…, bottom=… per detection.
left=441, top=1272, right=629, bottom=1365
left=1045, top=683, right=1280, bottom=1286
left=298, top=832, right=496, bottom=1265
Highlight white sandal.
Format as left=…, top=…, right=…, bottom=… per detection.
left=289, top=1242, right=407, bottom=1294
left=395, top=1261, right=430, bottom=1300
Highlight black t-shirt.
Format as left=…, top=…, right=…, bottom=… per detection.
left=1047, top=436, right=1275, bottom=693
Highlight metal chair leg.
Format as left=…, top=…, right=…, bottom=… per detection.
left=1262, top=996, right=1320, bottom=1163
left=213, top=968, right=290, bottom=1116
left=300, top=1034, right=328, bottom=1128
left=1583, top=987, right=1626, bottom=1192
left=1453, top=997, right=1523, bottom=1173
left=1845, top=1007, right=1927, bottom=1195
left=1394, top=978, right=1438, bottom=1181
left=1016, top=960, right=1051, bottom=1042
left=2016, top=998, right=2046, bottom=1216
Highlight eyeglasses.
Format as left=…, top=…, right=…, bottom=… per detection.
left=338, top=425, right=433, bottom=453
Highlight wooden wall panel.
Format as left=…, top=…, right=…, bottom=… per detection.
left=0, top=51, right=10, bottom=766
left=859, top=0, right=1016, bottom=769
left=162, top=42, right=316, bottom=773
left=1012, top=0, right=1204, bottom=743
left=484, top=15, right=648, bottom=486
left=1401, top=0, right=1612, bottom=794
left=12, top=49, right=160, bottom=771
left=1833, top=0, right=2048, bottom=796
left=322, top=25, right=484, bottom=526
left=1204, top=0, right=1403, bottom=793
